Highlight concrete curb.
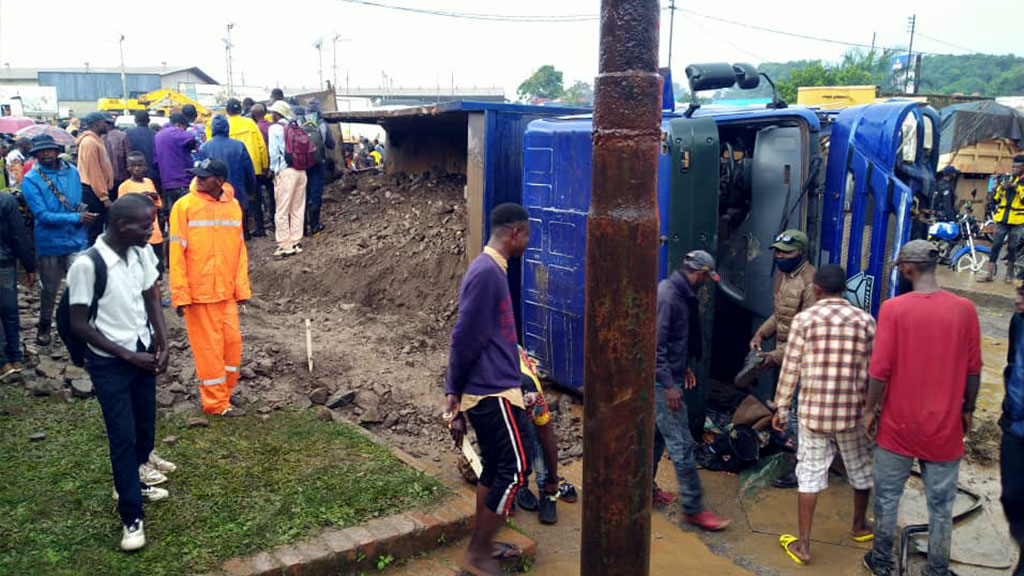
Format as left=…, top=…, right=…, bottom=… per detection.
left=945, top=285, right=1014, bottom=310
left=206, top=415, right=533, bottom=575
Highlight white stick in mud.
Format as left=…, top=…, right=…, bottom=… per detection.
left=305, top=319, right=313, bottom=373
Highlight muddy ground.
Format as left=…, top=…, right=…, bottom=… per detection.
left=3, top=172, right=1014, bottom=574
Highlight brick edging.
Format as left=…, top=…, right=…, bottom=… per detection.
left=209, top=417, right=476, bottom=576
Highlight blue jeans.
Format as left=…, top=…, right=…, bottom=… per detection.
left=0, top=265, right=20, bottom=364
left=525, top=420, right=547, bottom=490
left=305, top=163, right=325, bottom=233
left=871, top=447, right=960, bottom=576
left=86, top=347, right=157, bottom=526
left=653, top=386, right=704, bottom=515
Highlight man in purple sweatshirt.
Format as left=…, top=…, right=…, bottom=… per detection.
left=445, top=203, right=531, bottom=576
left=153, top=113, right=198, bottom=212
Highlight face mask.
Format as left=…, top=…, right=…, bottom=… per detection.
left=776, top=256, right=803, bottom=273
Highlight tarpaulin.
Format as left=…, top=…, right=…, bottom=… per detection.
left=940, top=100, right=1024, bottom=155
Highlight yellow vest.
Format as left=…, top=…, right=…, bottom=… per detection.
left=994, top=176, right=1024, bottom=225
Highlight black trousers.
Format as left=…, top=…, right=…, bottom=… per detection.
left=81, top=184, right=107, bottom=246
left=1001, top=430, right=1024, bottom=575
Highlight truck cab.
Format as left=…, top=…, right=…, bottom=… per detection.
left=521, top=64, right=939, bottom=404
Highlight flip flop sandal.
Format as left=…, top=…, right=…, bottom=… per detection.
left=850, top=531, right=874, bottom=542
left=558, top=478, right=578, bottom=503
left=491, top=541, right=522, bottom=560
left=779, top=534, right=807, bottom=565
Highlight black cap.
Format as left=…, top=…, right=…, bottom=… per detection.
left=29, top=135, right=63, bottom=155
left=188, top=158, right=229, bottom=178
left=225, top=98, right=242, bottom=114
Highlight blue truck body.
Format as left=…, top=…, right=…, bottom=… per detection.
left=520, top=100, right=940, bottom=391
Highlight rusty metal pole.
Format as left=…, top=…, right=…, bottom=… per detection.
left=581, top=1, right=662, bottom=575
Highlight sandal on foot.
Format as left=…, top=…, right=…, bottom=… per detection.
left=779, top=535, right=807, bottom=565
left=490, top=541, right=522, bottom=560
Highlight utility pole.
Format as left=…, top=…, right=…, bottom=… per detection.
left=582, top=0, right=660, bottom=574
left=667, top=0, right=677, bottom=70
left=118, top=34, right=128, bottom=116
left=905, top=14, right=916, bottom=93
left=870, top=31, right=876, bottom=53
left=314, top=38, right=324, bottom=90
left=332, top=34, right=347, bottom=95
left=225, top=23, right=235, bottom=99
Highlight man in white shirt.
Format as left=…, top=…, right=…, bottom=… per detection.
left=68, top=194, right=170, bottom=552
left=266, top=100, right=307, bottom=258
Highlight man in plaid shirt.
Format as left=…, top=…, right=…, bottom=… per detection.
left=772, top=265, right=876, bottom=565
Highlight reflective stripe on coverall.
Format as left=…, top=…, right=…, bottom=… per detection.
left=169, top=179, right=251, bottom=414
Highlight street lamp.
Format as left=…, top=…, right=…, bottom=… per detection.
left=119, top=35, right=128, bottom=116
left=224, top=23, right=235, bottom=98
left=313, top=38, right=324, bottom=90
left=331, top=34, right=349, bottom=94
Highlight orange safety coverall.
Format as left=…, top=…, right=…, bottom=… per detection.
left=169, top=179, right=251, bottom=414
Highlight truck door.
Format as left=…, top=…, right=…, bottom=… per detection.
left=666, top=117, right=719, bottom=436
left=821, top=101, right=940, bottom=315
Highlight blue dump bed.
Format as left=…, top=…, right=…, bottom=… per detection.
left=521, top=117, right=671, bottom=391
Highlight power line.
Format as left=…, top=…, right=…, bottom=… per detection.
left=680, top=7, right=954, bottom=57
left=915, top=32, right=979, bottom=54
left=339, top=0, right=601, bottom=22
left=681, top=13, right=766, bottom=62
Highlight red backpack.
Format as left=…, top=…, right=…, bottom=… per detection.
left=284, top=121, right=317, bottom=170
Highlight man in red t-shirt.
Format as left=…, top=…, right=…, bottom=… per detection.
left=862, top=240, right=982, bottom=576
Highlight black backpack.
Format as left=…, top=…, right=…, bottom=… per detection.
left=56, top=248, right=107, bottom=367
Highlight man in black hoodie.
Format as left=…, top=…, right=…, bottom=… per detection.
left=0, top=190, right=36, bottom=379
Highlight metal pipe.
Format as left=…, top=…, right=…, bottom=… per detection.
left=581, top=1, right=662, bottom=575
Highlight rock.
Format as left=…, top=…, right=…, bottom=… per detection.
left=326, top=389, right=357, bottom=409
left=63, top=365, right=87, bottom=382
left=404, top=360, right=416, bottom=368
left=162, top=436, right=179, bottom=445
left=355, top=390, right=380, bottom=412
left=178, top=365, right=196, bottom=385
left=240, top=367, right=257, bottom=380
left=168, top=383, right=187, bottom=394
left=34, top=358, right=62, bottom=379
left=1, top=405, right=25, bottom=416
left=299, top=398, right=313, bottom=411
left=316, top=406, right=334, bottom=422
left=259, top=414, right=271, bottom=421
left=359, top=405, right=382, bottom=424
left=257, top=406, right=273, bottom=415
left=567, top=444, right=584, bottom=458
left=156, top=390, right=175, bottom=408
left=70, top=379, right=92, bottom=398
left=308, top=387, right=329, bottom=405
left=28, top=432, right=46, bottom=442
left=30, top=379, right=61, bottom=396
left=187, top=417, right=209, bottom=428
left=383, top=412, right=400, bottom=429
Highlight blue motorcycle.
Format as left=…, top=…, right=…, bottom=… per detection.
left=928, top=198, right=990, bottom=273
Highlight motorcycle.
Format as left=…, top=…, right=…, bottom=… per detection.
left=928, top=197, right=990, bottom=273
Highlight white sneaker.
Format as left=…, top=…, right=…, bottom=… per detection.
left=113, top=485, right=169, bottom=502
left=121, top=518, right=146, bottom=551
left=273, top=247, right=296, bottom=258
left=148, top=451, right=177, bottom=474
left=294, top=243, right=304, bottom=254
left=139, top=463, right=168, bottom=486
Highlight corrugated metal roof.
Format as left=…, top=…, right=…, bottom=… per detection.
left=0, top=66, right=218, bottom=84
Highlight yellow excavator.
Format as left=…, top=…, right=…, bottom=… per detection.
left=97, top=89, right=212, bottom=120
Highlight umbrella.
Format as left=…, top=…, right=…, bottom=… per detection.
left=0, top=116, right=35, bottom=134
left=15, top=124, right=76, bottom=145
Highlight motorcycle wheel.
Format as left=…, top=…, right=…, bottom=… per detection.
left=954, top=252, right=989, bottom=273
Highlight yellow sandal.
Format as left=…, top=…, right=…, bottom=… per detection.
left=779, top=534, right=807, bottom=565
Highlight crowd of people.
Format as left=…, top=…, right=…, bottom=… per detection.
left=443, top=205, right=1022, bottom=576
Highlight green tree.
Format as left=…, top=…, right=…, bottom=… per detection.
left=563, top=80, right=594, bottom=105
left=518, top=65, right=564, bottom=102
left=771, top=49, right=894, bottom=103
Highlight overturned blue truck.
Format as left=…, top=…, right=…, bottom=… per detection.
left=519, top=63, right=940, bottom=426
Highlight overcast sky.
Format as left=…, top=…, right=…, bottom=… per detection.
left=1, top=0, right=1021, bottom=98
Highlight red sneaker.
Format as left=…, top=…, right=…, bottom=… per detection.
left=653, top=487, right=677, bottom=505
left=684, top=511, right=731, bottom=531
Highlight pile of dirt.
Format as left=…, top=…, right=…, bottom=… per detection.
left=964, top=418, right=1002, bottom=466
left=252, top=171, right=468, bottom=325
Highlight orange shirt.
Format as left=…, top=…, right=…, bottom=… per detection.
left=117, top=178, right=163, bottom=244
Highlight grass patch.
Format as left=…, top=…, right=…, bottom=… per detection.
left=0, top=387, right=445, bottom=576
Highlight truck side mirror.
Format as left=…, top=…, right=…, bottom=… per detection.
left=685, top=63, right=738, bottom=92
left=732, top=63, right=760, bottom=90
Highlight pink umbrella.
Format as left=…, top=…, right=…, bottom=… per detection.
left=0, top=116, right=35, bottom=134
left=16, top=124, right=75, bottom=145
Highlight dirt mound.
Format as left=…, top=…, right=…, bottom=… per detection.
left=252, top=172, right=467, bottom=325
left=964, top=418, right=1002, bottom=466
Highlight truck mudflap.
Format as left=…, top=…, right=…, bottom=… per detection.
left=821, top=101, right=940, bottom=315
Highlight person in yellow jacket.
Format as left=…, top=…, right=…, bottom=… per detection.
left=206, top=98, right=269, bottom=177
left=980, top=155, right=1024, bottom=283
left=169, top=158, right=251, bottom=417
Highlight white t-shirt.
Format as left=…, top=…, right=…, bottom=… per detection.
left=67, top=236, right=160, bottom=357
